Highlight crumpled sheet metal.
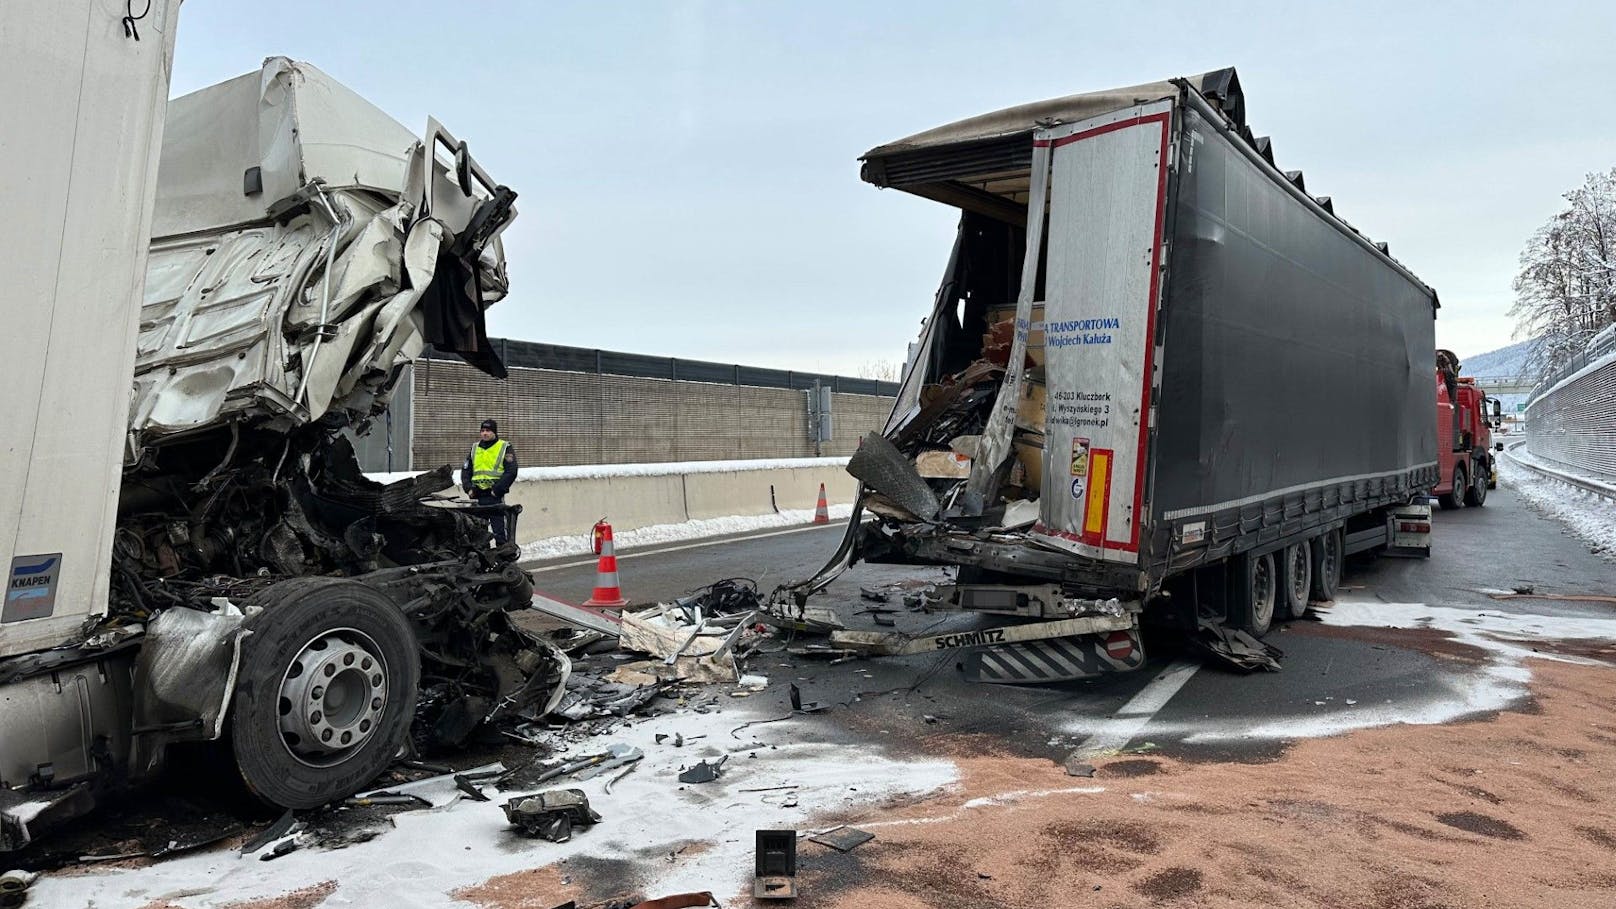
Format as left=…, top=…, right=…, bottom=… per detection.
left=1192, top=620, right=1283, bottom=672
left=502, top=789, right=601, bottom=842
left=129, top=605, right=248, bottom=775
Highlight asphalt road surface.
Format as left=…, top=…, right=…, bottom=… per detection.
left=527, top=483, right=1614, bottom=764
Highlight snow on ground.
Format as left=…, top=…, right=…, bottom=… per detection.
left=34, top=703, right=957, bottom=909
left=521, top=504, right=855, bottom=561
left=1059, top=597, right=1616, bottom=746
left=1502, top=450, right=1616, bottom=556
left=369, top=456, right=850, bottom=487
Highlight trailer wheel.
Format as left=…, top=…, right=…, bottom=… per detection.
left=1309, top=529, right=1342, bottom=602
left=1231, top=552, right=1277, bottom=637
left=1438, top=464, right=1467, bottom=510
left=1464, top=463, right=1489, bottom=507
left=1278, top=543, right=1312, bottom=620
left=229, top=578, right=419, bottom=809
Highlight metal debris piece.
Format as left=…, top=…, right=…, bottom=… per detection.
left=754, top=829, right=799, bottom=900
left=344, top=794, right=430, bottom=808
left=1063, top=755, right=1097, bottom=778
left=574, top=745, right=644, bottom=781
left=628, top=894, right=721, bottom=909
left=240, top=809, right=297, bottom=856
left=357, top=761, right=505, bottom=808
left=809, top=826, right=875, bottom=853
left=859, top=586, right=889, bottom=603
left=604, top=762, right=638, bottom=794
left=1190, top=620, right=1283, bottom=672
left=0, top=870, right=37, bottom=909
left=872, top=614, right=897, bottom=627
left=503, top=789, right=602, bottom=842
left=788, top=683, right=827, bottom=714
left=531, top=591, right=623, bottom=635
left=678, top=756, right=729, bottom=784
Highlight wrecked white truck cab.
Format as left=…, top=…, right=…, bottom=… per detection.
left=135, top=57, right=514, bottom=446
left=2, top=56, right=563, bottom=851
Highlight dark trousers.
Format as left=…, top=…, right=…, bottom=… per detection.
left=473, top=491, right=509, bottom=546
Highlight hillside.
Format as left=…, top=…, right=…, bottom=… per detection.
left=1461, top=338, right=1535, bottom=376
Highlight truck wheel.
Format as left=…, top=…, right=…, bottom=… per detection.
left=1464, top=464, right=1489, bottom=507
left=1278, top=543, right=1312, bottom=620
left=1309, top=529, right=1342, bottom=602
left=229, top=579, right=419, bottom=809
left=1231, top=552, right=1277, bottom=637
left=1437, top=465, right=1467, bottom=510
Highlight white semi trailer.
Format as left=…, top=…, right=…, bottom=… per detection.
left=1, top=3, right=559, bottom=851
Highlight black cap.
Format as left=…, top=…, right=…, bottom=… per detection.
left=480, top=419, right=498, bottom=432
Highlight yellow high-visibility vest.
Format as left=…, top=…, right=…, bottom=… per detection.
left=470, top=440, right=509, bottom=490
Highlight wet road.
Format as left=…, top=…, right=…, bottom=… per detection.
left=526, top=482, right=1615, bottom=763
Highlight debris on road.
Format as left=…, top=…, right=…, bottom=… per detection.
left=1191, top=621, right=1284, bottom=672
left=502, top=790, right=601, bottom=842
left=754, top=829, right=799, bottom=900
left=809, top=826, right=875, bottom=853
left=357, top=762, right=506, bottom=809
left=678, top=757, right=729, bottom=784
left=0, top=870, right=36, bottom=908
left=627, top=894, right=721, bottom=909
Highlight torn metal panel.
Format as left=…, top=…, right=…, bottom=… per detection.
left=129, top=606, right=248, bottom=775
left=962, top=140, right=1050, bottom=515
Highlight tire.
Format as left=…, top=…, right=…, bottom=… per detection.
left=1230, top=552, right=1277, bottom=637
left=1309, top=528, right=1342, bottom=602
left=229, top=578, right=419, bottom=809
left=1437, top=464, right=1467, bottom=510
left=1277, top=542, right=1312, bottom=620
left=1464, top=462, right=1489, bottom=507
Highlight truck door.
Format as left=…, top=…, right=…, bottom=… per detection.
left=1031, top=100, right=1174, bottom=564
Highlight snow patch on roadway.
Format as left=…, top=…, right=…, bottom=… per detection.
left=1502, top=452, right=1616, bottom=557
left=521, top=504, right=853, bottom=560
left=1189, top=599, right=1616, bottom=743
left=34, top=705, right=955, bottom=909
left=1057, top=597, right=1616, bottom=747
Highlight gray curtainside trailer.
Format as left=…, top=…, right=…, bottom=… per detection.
left=793, top=69, right=1438, bottom=682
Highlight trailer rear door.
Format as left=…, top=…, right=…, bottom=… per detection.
left=1032, top=100, right=1174, bottom=563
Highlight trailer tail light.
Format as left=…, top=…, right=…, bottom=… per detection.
left=1397, top=521, right=1430, bottom=533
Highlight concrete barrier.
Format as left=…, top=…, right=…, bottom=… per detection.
left=493, top=458, right=856, bottom=544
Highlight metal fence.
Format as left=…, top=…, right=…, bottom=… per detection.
left=1526, top=325, right=1616, bottom=406
left=1525, top=328, right=1616, bottom=482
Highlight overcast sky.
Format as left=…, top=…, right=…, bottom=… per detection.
left=170, top=1, right=1613, bottom=376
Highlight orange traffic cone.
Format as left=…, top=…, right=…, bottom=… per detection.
left=813, top=483, right=830, bottom=524
left=584, top=521, right=629, bottom=607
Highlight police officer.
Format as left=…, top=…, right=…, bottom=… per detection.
left=462, top=419, right=517, bottom=545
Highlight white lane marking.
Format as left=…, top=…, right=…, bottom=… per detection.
left=524, top=522, right=843, bottom=574
left=1069, top=659, right=1200, bottom=758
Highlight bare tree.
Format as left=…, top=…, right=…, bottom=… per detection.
left=854, top=359, right=903, bottom=382
left=1511, top=167, right=1616, bottom=379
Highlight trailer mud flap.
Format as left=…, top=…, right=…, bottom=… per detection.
left=965, top=628, right=1145, bottom=684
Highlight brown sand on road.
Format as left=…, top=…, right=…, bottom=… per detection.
left=794, top=658, right=1616, bottom=909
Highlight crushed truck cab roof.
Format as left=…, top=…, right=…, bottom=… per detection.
left=131, top=57, right=516, bottom=454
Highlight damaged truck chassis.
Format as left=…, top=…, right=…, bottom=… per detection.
left=1, top=56, right=562, bottom=851
left=789, top=69, right=1438, bottom=683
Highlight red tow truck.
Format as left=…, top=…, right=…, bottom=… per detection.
left=1434, top=350, right=1503, bottom=509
